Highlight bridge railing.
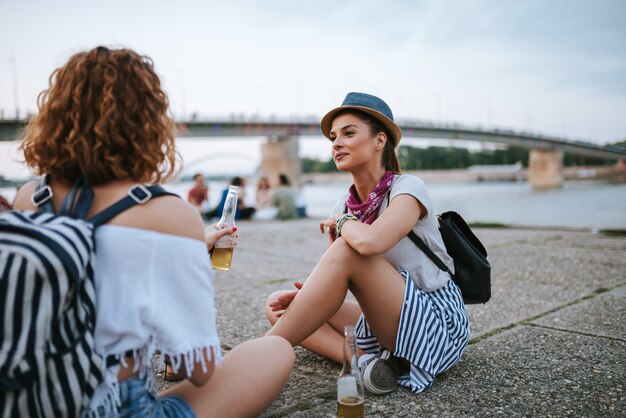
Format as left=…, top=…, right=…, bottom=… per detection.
left=1, top=117, right=625, bottom=159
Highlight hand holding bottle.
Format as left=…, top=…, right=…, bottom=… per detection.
left=210, top=185, right=239, bottom=271
left=204, top=223, right=238, bottom=252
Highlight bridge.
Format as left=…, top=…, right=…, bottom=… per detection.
left=2, top=118, right=625, bottom=189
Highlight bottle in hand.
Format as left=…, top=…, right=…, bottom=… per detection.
left=337, top=325, right=365, bottom=418
left=211, top=185, right=238, bottom=271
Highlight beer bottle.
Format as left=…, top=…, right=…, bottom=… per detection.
left=337, top=325, right=365, bottom=418
left=210, top=185, right=238, bottom=271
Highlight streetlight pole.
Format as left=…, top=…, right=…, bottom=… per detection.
left=8, top=51, right=19, bottom=119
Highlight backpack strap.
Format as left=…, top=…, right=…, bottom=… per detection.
left=345, top=188, right=454, bottom=278
left=71, top=183, right=95, bottom=218
left=380, top=185, right=453, bottom=277
left=31, top=176, right=96, bottom=218
left=59, top=177, right=95, bottom=218
left=31, top=175, right=55, bottom=213
left=406, top=230, right=453, bottom=277
left=88, top=184, right=177, bottom=227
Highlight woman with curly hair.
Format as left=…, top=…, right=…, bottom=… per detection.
left=13, top=46, right=294, bottom=418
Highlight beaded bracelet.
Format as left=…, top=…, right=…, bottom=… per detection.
left=336, top=214, right=358, bottom=237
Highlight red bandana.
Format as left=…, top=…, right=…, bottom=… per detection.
left=346, top=171, right=394, bottom=225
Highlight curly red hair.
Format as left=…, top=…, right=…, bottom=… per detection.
left=20, top=46, right=179, bottom=185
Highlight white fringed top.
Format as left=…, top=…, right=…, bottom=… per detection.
left=85, top=225, right=220, bottom=416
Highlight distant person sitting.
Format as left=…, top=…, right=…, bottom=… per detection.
left=295, top=193, right=308, bottom=218
left=255, top=176, right=273, bottom=209
left=272, top=174, right=298, bottom=220
left=253, top=176, right=279, bottom=220
left=187, top=173, right=209, bottom=215
left=212, top=176, right=256, bottom=220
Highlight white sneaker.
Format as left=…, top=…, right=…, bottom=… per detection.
left=360, top=350, right=403, bottom=395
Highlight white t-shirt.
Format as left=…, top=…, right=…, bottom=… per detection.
left=331, top=174, right=452, bottom=292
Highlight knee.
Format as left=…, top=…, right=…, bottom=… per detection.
left=266, top=335, right=296, bottom=365
left=257, top=336, right=295, bottom=382
left=325, top=237, right=363, bottom=262
left=264, top=290, right=286, bottom=324
left=270, top=336, right=295, bottom=380
left=245, top=335, right=295, bottom=370
left=233, top=336, right=295, bottom=368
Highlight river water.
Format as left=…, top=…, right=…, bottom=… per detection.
left=169, top=179, right=626, bottom=230
left=2, top=180, right=624, bottom=230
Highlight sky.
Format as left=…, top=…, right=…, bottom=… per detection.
left=1, top=0, right=625, bottom=179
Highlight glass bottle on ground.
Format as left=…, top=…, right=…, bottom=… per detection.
left=337, top=325, right=365, bottom=418
left=210, top=185, right=238, bottom=271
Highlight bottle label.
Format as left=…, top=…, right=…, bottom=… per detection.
left=337, top=376, right=358, bottom=399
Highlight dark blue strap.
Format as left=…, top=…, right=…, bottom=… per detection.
left=344, top=190, right=453, bottom=277
left=32, top=175, right=55, bottom=213
left=33, top=176, right=95, bottom=218
left=88, top=185, right=177, bottom=227
left=406, top=230, right=452, bottom=276
left=71, top=182, right=95, bottom=219
left=59, top=177, right=83, bottom=216
left=59, top=177, right=95, bottom=218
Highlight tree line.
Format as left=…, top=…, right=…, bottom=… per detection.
left=302, top=140, right=626, bottom=173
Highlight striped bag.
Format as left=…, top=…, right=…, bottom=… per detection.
left=0, top=211, right=101, bottom=417
left=0, top=181, right=173, bottom=417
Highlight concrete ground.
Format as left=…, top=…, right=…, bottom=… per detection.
left=158, top=219, right=625, bottom=417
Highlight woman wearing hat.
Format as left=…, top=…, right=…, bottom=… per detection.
left=264, top=92, right=470, bottom=395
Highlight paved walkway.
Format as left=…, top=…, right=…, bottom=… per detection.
left=159, top=219, right=625, bottom=417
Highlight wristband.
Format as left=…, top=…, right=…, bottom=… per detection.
left=336, top=214, right=358, bottom=237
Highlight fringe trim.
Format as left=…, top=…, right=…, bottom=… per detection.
left=82, top=365, right=121, bottom=418
left=158, top=341, right=223, bottom=377
left=82, top=340, right=221, bottom=417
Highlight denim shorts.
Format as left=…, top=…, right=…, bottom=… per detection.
left=116, top=375, right=196, bottom=418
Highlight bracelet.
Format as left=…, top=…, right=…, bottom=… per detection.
left=336, top=214, right=358, bottom=237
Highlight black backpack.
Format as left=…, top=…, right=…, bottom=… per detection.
left=407, top=211, right=491, bottom=304
left=0, top=178, right=173, bottom=417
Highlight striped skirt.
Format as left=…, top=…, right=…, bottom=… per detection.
left=355, top=273, right=470, bottom=393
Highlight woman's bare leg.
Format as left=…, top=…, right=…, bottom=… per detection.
left=161, top=336, right=295, bottom=418
left=267, top=238, right=406, bottom=351
left=265, top=295, right=361, bottom=363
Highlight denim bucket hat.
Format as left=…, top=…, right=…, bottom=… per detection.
left=320, top=92, right=402, bottom=147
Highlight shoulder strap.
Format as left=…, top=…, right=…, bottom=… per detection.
left=30, top=178, right=177, bottom=225
left=386, top=175, right=452, bottom=275
left=32, top=175, right=55, bottom=214
left=31, top=175, right=95, bottom=218
left=406, top=230, right=452, bottom=275
left=59, top=177, right=95, bottom=218
left=88, top=185, right=177, bottom=227
left=341, top=177, right=453, bottom=277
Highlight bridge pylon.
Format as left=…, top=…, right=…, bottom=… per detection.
left=260, top=135, right=302, bottom=188
left=528, top=149, right=564, bottom=189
